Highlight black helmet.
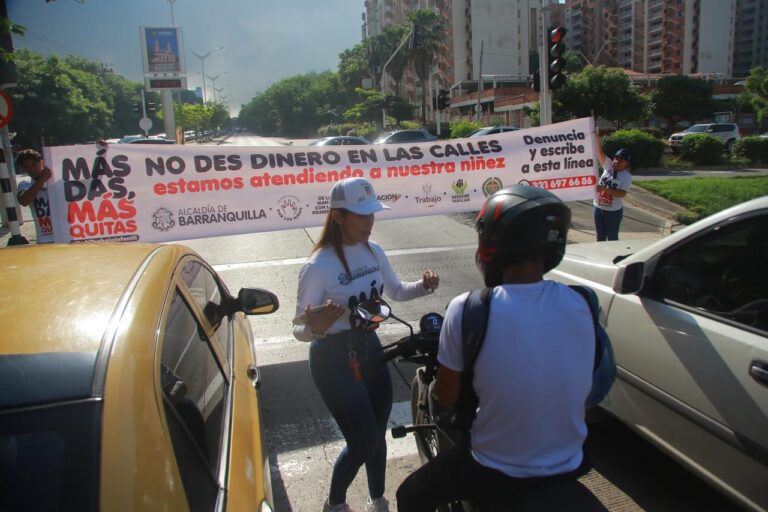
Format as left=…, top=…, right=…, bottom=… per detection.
left=475, top=185, right=571, bottom=286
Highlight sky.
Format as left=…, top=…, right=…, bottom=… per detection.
left=7, top=0, right=364, bottom=116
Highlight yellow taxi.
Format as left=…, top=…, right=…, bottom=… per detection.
left=0, top=243, right=278, bottom=511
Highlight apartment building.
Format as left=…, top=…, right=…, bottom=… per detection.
left=733, top=0, right=768, bottom=77
left=565, top=0, right=737, bottom=77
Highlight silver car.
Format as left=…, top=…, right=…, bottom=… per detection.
left=668, top=123, right=741, bottom=151
left=546, top=196, right=768, bottom=511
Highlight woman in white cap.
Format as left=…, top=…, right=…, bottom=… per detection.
left=293, top=177, right=440, bottom=512
left=593, top=129, right=633, bottom=241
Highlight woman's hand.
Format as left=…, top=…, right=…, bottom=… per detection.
left=422, top=270, right=440, bottom=291
left=306, top=300, right=345, bottom=336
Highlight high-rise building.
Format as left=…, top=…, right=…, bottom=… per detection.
left=565, top=0, right=737, bottom=76
left=733, top=0, right=768, bottom=77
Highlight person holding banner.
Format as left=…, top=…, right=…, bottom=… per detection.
left=16, top=149, right=54, bottom=244
left=293, top=177, right=440, bottom=512
left=592, top=132, right=632, bottom=241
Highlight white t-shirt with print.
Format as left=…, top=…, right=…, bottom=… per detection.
left=293, top=241, right=430, bottom=341
left=438, top=281, right=594, bottom=478
left=593, top=156, right=632, bottom=211
left=17, top=178, right=54, bottom=244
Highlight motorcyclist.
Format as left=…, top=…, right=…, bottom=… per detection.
left=396, top=185, right=595, bottom=511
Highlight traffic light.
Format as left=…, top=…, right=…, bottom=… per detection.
left=147, top=102, right=157, bottom=113
left=548, top=27, right=567, bottom=90
left=437, top=89, right=449, bottom=110
left=133, top=102, right=141, bottom=113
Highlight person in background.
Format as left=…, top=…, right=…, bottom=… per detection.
left=16, top=149, right=53, bottom=244
left=292, top=177, right=440, bottom=512
left=592, top=130, right=632, bottom=241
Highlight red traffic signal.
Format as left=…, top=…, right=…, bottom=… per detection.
left=547, top=27, right=567, bottom=90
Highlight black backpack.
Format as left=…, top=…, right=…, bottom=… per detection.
left=450, top=285, right=615, bottom=434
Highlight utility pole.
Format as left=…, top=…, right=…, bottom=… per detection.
left=538, top=3, right=552, bottom=125
left=475, top=40, right=484, bottom=123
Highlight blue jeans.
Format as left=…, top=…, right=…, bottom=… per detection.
left=593, top=207, right=623, bottom=241
left=309, top=329, right=393, bottom=504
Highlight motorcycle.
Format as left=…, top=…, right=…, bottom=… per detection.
left=357, top=298, right=470, bottom=512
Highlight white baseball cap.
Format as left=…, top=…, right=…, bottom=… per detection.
left=330, top=177, right=391, bottom=215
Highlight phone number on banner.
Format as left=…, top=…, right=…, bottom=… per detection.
left=528, top=175, right=596, bottom=191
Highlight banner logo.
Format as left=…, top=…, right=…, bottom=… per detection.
left=482, top=177, right=503, bottom=197
left=277, top=195, right=303, bottom=221
left=152, top=207, right=175, bottom=231
left=416, top=182, right=441, bottom=208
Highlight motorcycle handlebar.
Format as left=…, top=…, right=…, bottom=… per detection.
left=375, top=332, right=439, bottom=364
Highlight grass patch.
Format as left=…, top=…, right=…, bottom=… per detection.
left=636, top=176, right=768, bottom=224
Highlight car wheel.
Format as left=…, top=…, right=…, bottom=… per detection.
left=725, top=139, right=735, bottom=151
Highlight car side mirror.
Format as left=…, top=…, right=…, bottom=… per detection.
left=237, top=288, right=279, bottom=315
left=613, top=262, right=645, bottom=294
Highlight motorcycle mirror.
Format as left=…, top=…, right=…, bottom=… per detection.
left=356, top=298, right=391, bottom=324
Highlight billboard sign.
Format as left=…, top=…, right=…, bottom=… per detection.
left=140, top=26, right=185, bottom=75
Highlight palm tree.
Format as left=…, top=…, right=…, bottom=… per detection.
left=406, top=9, right=443, bottom=125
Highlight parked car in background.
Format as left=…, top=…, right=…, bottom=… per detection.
left=309, top=136, right=372, bottom=146
left=127, top=137, right=177, bottom=144
left=468, top=126, right=520, bottom=137
left=374, top=129, right=438, bottom=144
left=118, top=134, right=144, bottom=144
left=668, top=123, right=741, bottom=151
left=545, top=196, right=768, bottom=511
left=0, top=243, right=279, bottom=511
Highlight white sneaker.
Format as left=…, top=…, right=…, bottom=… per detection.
left=365, top=496, right=390, bottom=512
left=323, top=499, right=354, bottom=512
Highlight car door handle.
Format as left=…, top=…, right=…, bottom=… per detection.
left=246, top=364, right=261, bottom=390
left=749, top=360, right=768, bottom=386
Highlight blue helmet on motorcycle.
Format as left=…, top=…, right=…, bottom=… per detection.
left=475, top=185, right=571, bottom=287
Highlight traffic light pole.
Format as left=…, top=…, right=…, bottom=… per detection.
left=539, top=4, right=551, bottom=126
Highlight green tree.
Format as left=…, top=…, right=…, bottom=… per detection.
left=650, top=75, right=715, bottom=129
left=406, top=9, right=443, bottom=125
left=9, top=49, right=145, bottom=147
left=239, top=71, right=348, bottom=137
left=0, top=17, right=24, bottom=62
left=554, top=65, right=647, bottom=127
left=343, top=88, right=413, bottom=125
left=338, top=43, right=370, bottom=103
left=741, top=66, right=768, bottom=128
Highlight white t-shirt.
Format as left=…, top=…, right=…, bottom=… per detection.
left=593, top=156, right=632, bottom=211
left=17, top=179, right=54, bottom=244
left=293, top=241, right=430, bottom=341
left=438, top=281, right=594, bottom=477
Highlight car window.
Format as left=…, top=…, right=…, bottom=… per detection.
left=390, top=132, right=411, bottom=142
left=651, top=213, right=768, bottom=332
left=160, top=290, right=229, bottom=507
left=180, top=259, right=232, bottom=363
left=687, top=125, right=708, bottom=133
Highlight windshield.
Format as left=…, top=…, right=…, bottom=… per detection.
left=686, top=125, right=709, bottom=133
left=0, top=400, right=101, bottom=511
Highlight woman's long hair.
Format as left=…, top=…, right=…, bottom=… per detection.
left=312, top=208, right=373, bottom=280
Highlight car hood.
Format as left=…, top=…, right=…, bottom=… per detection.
left=550, top=239, right=658, bottom=287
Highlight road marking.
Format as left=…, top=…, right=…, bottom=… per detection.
left=273, top=400, right=418, bottom=479
left=212, top=244, right=476, bottom=272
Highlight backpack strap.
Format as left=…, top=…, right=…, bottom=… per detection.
left=451, top=287, right=493, bottom=434
left=568, top=285, right=601, bottom=370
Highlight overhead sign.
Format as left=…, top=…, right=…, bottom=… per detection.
left=0, top=89, right=13, bottom=128
left=144, top=76, right=187, bottom=91
left=140, top=27, right=185, bottom=75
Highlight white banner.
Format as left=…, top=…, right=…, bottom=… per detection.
left=45, top=117, right=597, bottom=244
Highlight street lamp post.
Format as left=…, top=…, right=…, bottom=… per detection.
left=206, top=72, right=228, bottom=101
left=192, top=47, right=223, bottom=104
left=165, top=0, right=176, bottom=25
